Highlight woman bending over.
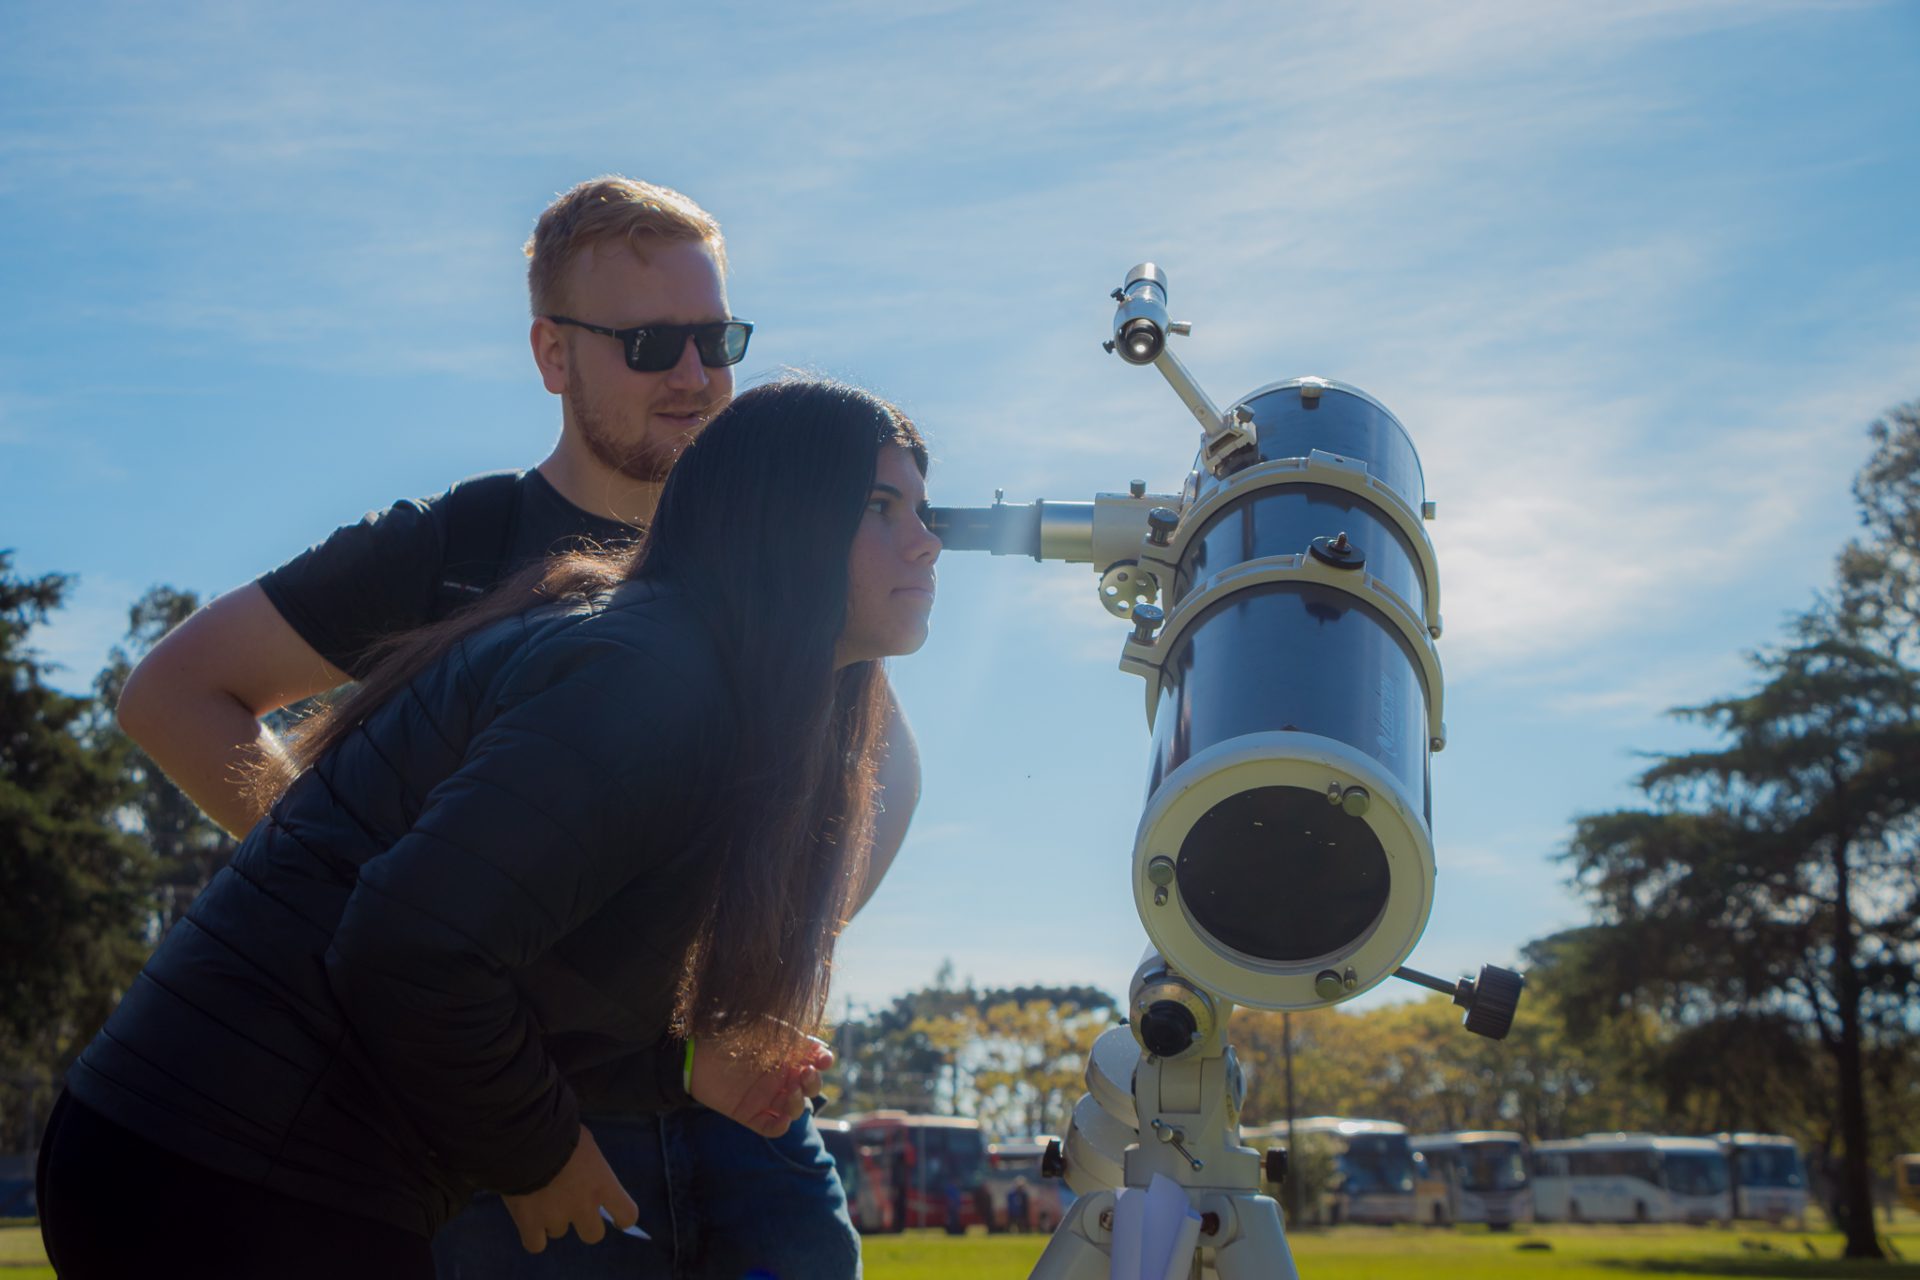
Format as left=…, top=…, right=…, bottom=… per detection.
left=37, top=378, right=940, bottom=1278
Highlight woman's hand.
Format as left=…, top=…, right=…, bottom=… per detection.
left=689, top=1034, right=834, bottom=1137
left=502, top=1125, right=639, bottom=1253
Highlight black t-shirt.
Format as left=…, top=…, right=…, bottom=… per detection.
left=258, top=469, right=638, bottom=680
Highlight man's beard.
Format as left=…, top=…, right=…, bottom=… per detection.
left=567, top=366, right=700, bottom=484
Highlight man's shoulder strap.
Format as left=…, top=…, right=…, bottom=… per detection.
left=432, top=470, right=524, bottom=620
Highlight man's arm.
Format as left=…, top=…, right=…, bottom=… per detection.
left=853, top=693, right=921, bottom=915
left=116, top=583, right=351, bottom=837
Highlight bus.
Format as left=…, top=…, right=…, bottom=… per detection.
left=1715, top=1133, right=1807, bottom=1226
left=980, top=1135, right=1073, bottom=1233
left=817, top=1119, right=895, bottom=1234
left=1532, top=1134, right=1731, bottom=1224
left=845, top=1111, right=989, bottom=1233
left=1409, top=1131, right=1532, bottom=1227
left=1897, top=1153, right=1920, bottom=1216
left=1245, top=1116, right=1417, bottom=1224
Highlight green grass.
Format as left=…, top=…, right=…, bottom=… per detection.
left=4, top=1220, right=1915, bottom=1278
left=862, top=1222, right=1920, bottom=1279
left=0, top=1223, right=52, bottom=1280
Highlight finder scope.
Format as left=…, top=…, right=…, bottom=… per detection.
left=1109, top=263, right=1171, bottom=365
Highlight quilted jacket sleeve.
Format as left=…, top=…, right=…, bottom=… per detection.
left=324, top=611, right=725, bottom=1195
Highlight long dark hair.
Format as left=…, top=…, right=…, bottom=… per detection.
left=257, top=377, right=928, bottom=1061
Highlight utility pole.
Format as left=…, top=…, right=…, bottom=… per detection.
left=1283, top=1010, right=1300, bottom=1224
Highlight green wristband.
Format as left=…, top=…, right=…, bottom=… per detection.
left=683, top=1038, right=696, bottom=1093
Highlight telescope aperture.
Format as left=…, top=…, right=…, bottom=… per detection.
left=1176, top=784, right=1391, bottom=964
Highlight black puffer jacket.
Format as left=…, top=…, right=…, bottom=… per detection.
left=67, top=583, right=733, bottom=1236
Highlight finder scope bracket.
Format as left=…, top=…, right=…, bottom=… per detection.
left=1107, top=262, right=1258, bottom=477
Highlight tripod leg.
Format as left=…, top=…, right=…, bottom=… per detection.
left=1028, top=1191, right=1115, bottom=1280
left=1210, top=1194, right=1301, bottom=1280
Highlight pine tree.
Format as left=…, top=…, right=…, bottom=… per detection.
left=1555, top=403, right=1920, bottom=1259
left=0, top=553, right=152, bottom=1150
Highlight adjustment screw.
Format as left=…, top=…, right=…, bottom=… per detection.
left=1265, top=1147, right=1290, bottom=1186
left=1146, top=507, right=1180, bottom=547
left=1147, top=854, right=1175, bottom=907
left=1341, top=787, right=1371, bottom=818
left=1131, top=603, right=1165, bottom=644
left=1102, top=340, right=1117, bottom=354
left=1129, top=478, right=1147, bottom=498
left=1314, top=969, right=1345, bottom=1000
left=1112, top=288, right=1126, bottom=301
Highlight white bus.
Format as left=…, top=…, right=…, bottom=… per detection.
left=1716, top=1133, right=1807, bottom=1226
left=1409, top=1131, right=1532, bottom=1227
left=1245, top=1117, right=1417, bottom=1225
left=1532, top=1134, right=1731, bottom=1224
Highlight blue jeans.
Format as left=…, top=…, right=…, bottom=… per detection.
left=432, top=1108, right=859, bottom=1280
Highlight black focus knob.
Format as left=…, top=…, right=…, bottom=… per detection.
left=1138, top=999, right=1200, bottom=1058
left=1264, top=1147, right=1289, bottom=1186
left=1463, top=964, right=1525, bottom=1040
left=1146, top=507, right=1180, bottom=547
left=1041, top=1139, right=1066, bottom=1180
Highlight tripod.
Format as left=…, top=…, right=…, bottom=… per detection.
left=1031, top=961, right=1297, bottom=1280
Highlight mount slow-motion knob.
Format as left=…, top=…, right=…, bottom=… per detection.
left=1392, top=963, right=1527, bottom=1040
left=1461, top=965, right=1525, bottom=1040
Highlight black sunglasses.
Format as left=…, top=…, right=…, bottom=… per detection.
left=546, top=315, right=754, bottom=373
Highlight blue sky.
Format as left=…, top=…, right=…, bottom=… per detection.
left=4, top=1, right=1917, bottom=1019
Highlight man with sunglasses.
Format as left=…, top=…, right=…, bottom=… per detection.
left=114, top=176, right=890, bottom=1279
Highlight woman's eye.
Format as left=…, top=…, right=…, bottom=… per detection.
left=867, top=497, right=890, bottom=515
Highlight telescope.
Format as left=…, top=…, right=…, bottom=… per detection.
left=927, top=264, right=1524, bottom=1279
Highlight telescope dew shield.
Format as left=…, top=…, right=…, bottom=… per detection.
left=1125, top=379, right=1444, bottom=1010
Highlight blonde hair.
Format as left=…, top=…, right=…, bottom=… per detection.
left=524, top=176, right=727, bottom=316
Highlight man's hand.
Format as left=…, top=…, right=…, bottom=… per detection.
left=502, top=1125, right=639, bottom=1253
left=689, top=1035, right=833, bottom=1138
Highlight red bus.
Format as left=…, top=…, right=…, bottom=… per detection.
left=817, top=1119, right=896, bottom=1234
left=845, top=1111, right=989, bottom=1233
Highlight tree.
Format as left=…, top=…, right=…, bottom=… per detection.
left=827, top=967, right=1118, bottom=1132
left=929, top=995, right=1116, bottom=1139
left=1233, top=978, right=1664, bottom=1144
left=829, top=963, right=980, bottom=1115
left=1554, top=485, right=1920, bottom=1258
left=0, top=553, right=153, bottom=1151
left=1834, top=402, right=1920, bottom=661
left=88, top=586, right=235, bottom=938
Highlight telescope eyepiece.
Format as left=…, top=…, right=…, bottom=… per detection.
left=1118, top=317, right=1165, bottom=364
